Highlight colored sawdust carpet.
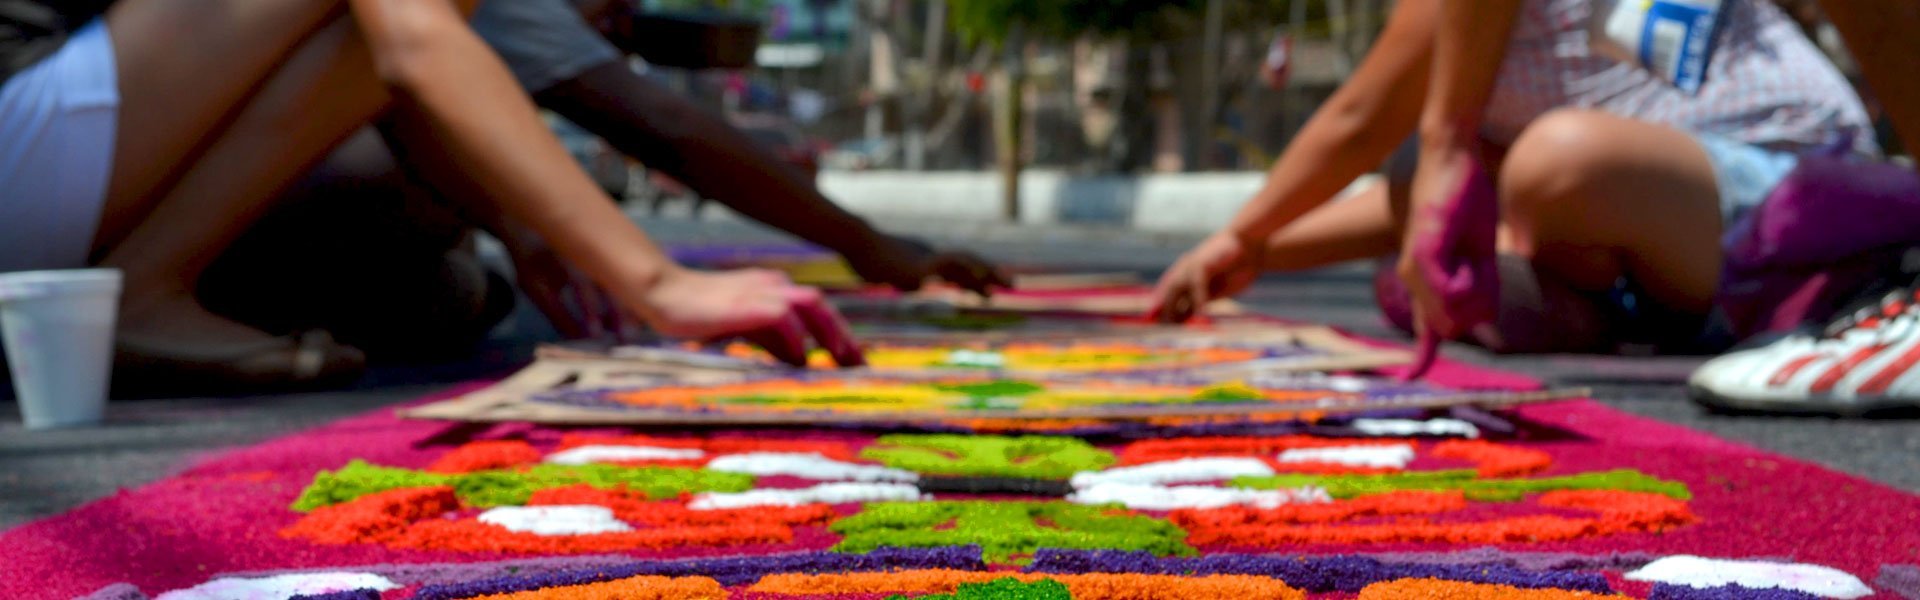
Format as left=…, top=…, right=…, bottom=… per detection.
left=5, top=308, right=1920, bottom=599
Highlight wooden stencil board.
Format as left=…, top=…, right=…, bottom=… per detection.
left=397, top=320, right=1507, bottom=427
left=402, top=365, right=1585, bottom=425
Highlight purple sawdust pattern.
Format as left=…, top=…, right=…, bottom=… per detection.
left=76, top=583, right=149, bottom=600
left=1368, top=548, right=1657, bottom=571
left=216, top=555, right=638, bottom=589
left=1648, top=583, right=1822, bottom=600
left=288, top=590, right=384, bottom=600
left=1021, top=549, right=1612, bottom=593
left=411, top=547, right=986, bottom=600
left=833, top=406, right=1495, bottom=437
left=1880, top=564, right=1920, bottom=600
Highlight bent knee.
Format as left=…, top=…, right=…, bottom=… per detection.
left=1497, top=110, right=1623, bottom=211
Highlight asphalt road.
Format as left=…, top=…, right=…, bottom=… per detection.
left=3, top=219, right=1916, bottom=529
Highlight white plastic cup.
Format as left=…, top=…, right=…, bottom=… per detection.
left=0, top=269, right=121, bottom=429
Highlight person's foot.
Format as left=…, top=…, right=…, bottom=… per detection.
left=1689, top=279, right=1920, bottom=415
left=113, top=291, right=366, bottom=396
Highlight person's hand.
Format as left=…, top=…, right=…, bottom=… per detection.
left=1396, top=150, right=1500, bottom=379
left=844, top=234, right=1012, bottom=296
left=1149, top=232, right=1262, bottom=323
left=501, top=229, right=643, bottom=342
left=635, top=267, right=866, bottom=368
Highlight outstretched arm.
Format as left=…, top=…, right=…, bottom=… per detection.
left=1219, top=0, right=1440, bottom=246
left=345, top=0, right=861, bottom=365
left=538, top=61, right=1008, bottom=294
left=1150, top=0, right=1438, bottom=321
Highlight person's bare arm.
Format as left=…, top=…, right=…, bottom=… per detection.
left=1220, top=0, right=1439, bottom=245
left=343, top=0, right=861, bottom=365
left=1395, top=0, right=1521, bottom=377
left=347, top=0, right=666, bottom=298
left=537, top=62, right=1008, bottom=294
left=1149, top=0, right=1438, bottom=321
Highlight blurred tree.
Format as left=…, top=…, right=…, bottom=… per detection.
left=948, top=0, right=1325, bottom=176
left=947, top=0, right=1310, bottom=45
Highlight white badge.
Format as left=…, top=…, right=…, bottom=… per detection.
left=1590, top=0, right=1725, bottom=94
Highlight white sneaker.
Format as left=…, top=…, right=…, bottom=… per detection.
left=1689, top=285, right=1920, bottom=415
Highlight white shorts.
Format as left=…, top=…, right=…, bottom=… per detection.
left=0, top=19, right=119, bottom=273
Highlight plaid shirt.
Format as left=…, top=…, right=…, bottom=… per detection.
left=1484, top=0, right=1878, bottom=156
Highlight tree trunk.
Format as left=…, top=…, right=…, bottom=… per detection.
left=994, top=32, right=1025, bottom=222
left=1193, top=0, right=1225, bottom=171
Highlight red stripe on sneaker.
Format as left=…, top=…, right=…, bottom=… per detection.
left=1811, top=344, right=1892, bottom=393
left=1767, top=355, right=1823, bottom=387
left=1858, top=341, right=1920, bottom=396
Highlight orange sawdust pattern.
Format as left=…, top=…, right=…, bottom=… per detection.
left=1357, top=578, right=1631, bottom=599
left=1432, top=440, right=1553, bottom=477
left=468, top=574, right=727, bottom=599
left=745, top=569, right=1306, bottom=599
left=280, top=486, right=460, bottom=544
left=553, top=434, right=860, bottom=461
left=527, top=485, right=835, bottom=528
left=390, top=515, right=791, bottom=553
left=428, top=441, right=544, bottom=473
left=281, top=485, right=814, bottom=553
left=1174, top=489, right=1693, bottom=546
left=1170, top=490, right=1472, bottom=528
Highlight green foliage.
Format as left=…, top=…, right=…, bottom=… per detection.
left=947, top=0, right=1309, bottom=44
left=861, top=434, right=1116, bottom=479
left=290, top=460, right=754, bottom=511
left=889, top=578, right=1074, bottom=599
left=1230, top=469, right=1693, bottom=502
left=832, top=501, right=1195, bottom=563
left=948, top=0, right=1199, bottom=44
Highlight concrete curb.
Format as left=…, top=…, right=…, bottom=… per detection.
left=788, top=171, right=1378, bottom=234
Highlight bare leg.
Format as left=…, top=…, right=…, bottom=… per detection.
left=1259, top=181, right=1402, bottom=271
left=96, top=0, right=348, bottom=253
left=199, top=130, right=508, bottom=360
left=1819, top=0, right=1920, bottom=159
left=1497, top=109, right=1724, bottom=316
left=93, top=0, right=483, bottom=386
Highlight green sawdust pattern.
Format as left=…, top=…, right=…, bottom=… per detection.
left=915, top=313, right=1030, bottom=331
left=829, top=500, right=1195, bottom=564
left=889, top=578, right=1072, bottom=599
left=1190, top=382, right=1266, bottom=401
left=1230, top=468, right=1691, bottom=502
left=289, top=459, right=754, bottom=511
left=930, top=380, right=1047, bottom=397
left=860, top=434, right=1116, bottom=479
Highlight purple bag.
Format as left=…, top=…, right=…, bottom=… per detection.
left=1723, top=151, right=1920, bottom=271
left=1714, top=142, right=1920, bottom=339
